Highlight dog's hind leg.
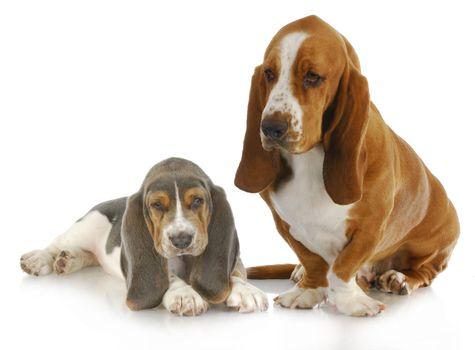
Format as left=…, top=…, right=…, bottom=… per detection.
left=20, top=210, right=112, bottom=276
left=375, top=249, right=453, bottom=295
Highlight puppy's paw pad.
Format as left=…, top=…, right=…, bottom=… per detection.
left=274, top=286, right=326, bottom=309
left=226, top=282, right=268, bottom=313
left=290, top=264, right=304, bottom=283
left=20, top=250, right=54, bottom=276
left=53, top=250, right=75, bottom=274
left=163, top=286, right=208, bottom=316
left=376, top=270, right=411, bottom=295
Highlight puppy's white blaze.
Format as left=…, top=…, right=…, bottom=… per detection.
left=175, top=181, right=184, bottom=219
left=262, top=32, right=309, bottom=140
left=163, top=182, right=195, bottom=238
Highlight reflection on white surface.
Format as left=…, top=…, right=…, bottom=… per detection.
left=9, top=266, right=473, bottom=350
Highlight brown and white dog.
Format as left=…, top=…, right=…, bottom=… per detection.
left=235, top=16, right=459, bottom=316
left=21, top=158, right=267, bottom=316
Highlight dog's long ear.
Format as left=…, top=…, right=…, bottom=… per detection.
left=235, top=65, right=281, bottom=193
left=186, top=185, right=239, bottom=304
left=322, top=60, right=370, bottom=205
left=121, top=191, right=169, bottom=311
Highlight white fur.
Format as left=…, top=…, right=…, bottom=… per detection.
left=270, top=146, right=385, bottom=315
left=162, top=275, right=209, bottom=316
left=262, top=32, right=309, bottom=140
left=327, top=271, right=384, bottom=316
left=20, top=249, right=54, bottom=276
left=61, top=211, right=122, bottom=279
left=270, top=146, right=351, bottom=264
left=290, top=264, right=304, bottom=283
left=274, top=285, right=326, bottom=309
left=225, top=276, right=268, bottom=313
left=162, top=182, right=195, bottom=242
left=21, top=211, right=124, bottom=279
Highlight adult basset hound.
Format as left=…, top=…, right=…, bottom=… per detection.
left=21, top=157, right=268, bottom=316
left=235, top=15, right=459, bottom=316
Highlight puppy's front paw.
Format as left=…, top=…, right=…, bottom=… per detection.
left=274, top=286, right=326, bottom=309
left=20, top=250, right=54, bottom=276
left=162, top=285, right=208, bottom=316
left=226, top=278, right=268, bottom=313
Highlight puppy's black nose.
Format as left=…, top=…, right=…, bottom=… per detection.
left=261, top=119, right=288, bottom=141
left=170, top=232, right=193, bottom=249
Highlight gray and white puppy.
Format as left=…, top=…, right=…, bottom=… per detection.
left=20, top=157, right=268, bottom=316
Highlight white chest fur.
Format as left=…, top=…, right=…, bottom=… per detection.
left=270, top=146, right=352, bottom=264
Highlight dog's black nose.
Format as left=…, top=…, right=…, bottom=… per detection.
left=261, top=119, right=288, bottom=141
left=170, top=232, right=193, bottom=249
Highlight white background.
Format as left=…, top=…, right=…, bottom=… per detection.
left=1, top=1, right=474, bottom=349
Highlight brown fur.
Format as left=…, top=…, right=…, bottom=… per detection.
left=246, top=264, right=296, bottom=279
left=235, top=15, right=459, bottom=294
left=145, top=186, right=210, bottom=258
left=126, top=299, right=139, bottom=311
left=144, top=191, right=170, bottom=254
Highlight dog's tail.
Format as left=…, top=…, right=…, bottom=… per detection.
left=246, top=264, right=296, bottom=279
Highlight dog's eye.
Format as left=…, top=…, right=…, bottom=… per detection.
left=191, top=197, right=203, bottom=209
left=153, top=201, right=164, bottom=211
left=303, top=71, right=323, bottom=88
left=264, top=68, right=275, bottom=82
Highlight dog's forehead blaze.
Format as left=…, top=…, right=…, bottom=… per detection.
left=264, top=16, right=348, bottom=81
left=257, top=25, right=352, bottom=156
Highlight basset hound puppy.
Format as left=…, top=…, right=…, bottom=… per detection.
left=235, top=15, right=459, bottom=316
left=21, top=157, right=268, bottom=316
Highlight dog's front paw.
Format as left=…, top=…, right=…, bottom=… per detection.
left=20, top=250, right=54, bottom=276
left=162, top=285, right=208, bottom=316
left=274, top=286, right=326, bottom=309
left=226, top=278, right=268, bottom=313
left=329, top=288, right=384, bottom=317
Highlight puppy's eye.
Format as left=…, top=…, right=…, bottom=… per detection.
left=191, top=197, right=203, bottom=209
left=153, top=201, right=164, bottom=211
left=264, top=68, right=275, bottom=82
left=303, top=71, right=323, bottom=88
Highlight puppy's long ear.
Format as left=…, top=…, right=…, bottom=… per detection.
left=186, top=185, right=239, bottom=304
left=121, top=191, right=169, bottom=311
left=322, top=61, right=370, bottom=205
left=235, top=66, right=281, bottom=193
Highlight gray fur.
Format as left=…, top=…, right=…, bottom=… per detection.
left=90, top=198, right=127, bottom=254
left=184, top=185, right=239, bottom=303
left=121, top=192, right=169, bottom=310
left=77, top=157, right=240, bottom=309
left=133, top=157, right=240, bottom=305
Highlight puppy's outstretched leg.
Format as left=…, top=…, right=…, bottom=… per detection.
left=20, top=211, right=108, bottom=276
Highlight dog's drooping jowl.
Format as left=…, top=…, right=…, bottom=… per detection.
left=21, top=158, right=268, bottom=316
left=235, top=15, right=459, bottom=316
